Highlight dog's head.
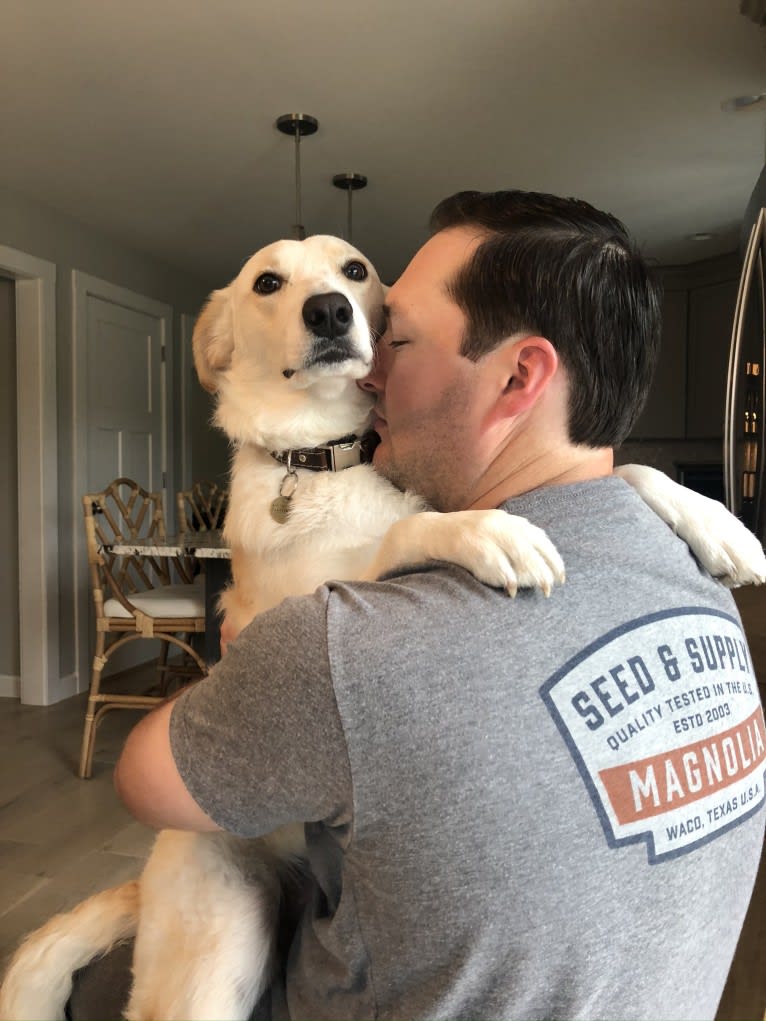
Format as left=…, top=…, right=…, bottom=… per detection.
left=193, top=235, right=385, bottom=451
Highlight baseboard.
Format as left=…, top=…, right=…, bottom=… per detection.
left=19, top=671, right=79, bottom=705
left=0, top=674, right=21, bottom=698
left=52, top=672, right=79, bottom=702
left=10, top=661, right=186, bottom=706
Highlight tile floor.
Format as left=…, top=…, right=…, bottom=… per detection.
left=0, top=672, right=154, bottom=971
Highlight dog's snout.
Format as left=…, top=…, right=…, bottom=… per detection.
left=302, top=292, right=354, bottom=339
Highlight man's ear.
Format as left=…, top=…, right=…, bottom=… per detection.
left=495, top=336, right=559, bottom=417
left=192, top=289, right=234, bottom=394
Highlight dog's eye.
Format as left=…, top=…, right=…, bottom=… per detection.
left=254, top=273, right=282, bottom=295
left=343, top=261, right=368, bottom=282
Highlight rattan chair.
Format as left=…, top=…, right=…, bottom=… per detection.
left=79, top=477, right=207, bottom=778
left=176, top=479, right=228, bottom=534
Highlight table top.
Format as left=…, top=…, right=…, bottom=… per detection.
left=103, top=529, right=232, bottom=560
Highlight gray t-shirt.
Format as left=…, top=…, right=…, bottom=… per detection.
left=170, top=477, right=766, bottom=1020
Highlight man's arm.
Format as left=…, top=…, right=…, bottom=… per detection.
left=113, top=697, right=222, bottom=832
left=114, top=593, right=353, bottom=838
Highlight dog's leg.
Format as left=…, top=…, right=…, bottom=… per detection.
left=0, top=881, right=139, bottom=1021
left=360, top=509, right=566, bottom=596
left=615, top=464, right=766, bottom=586
left=125, top=831, right=281, bottom=1021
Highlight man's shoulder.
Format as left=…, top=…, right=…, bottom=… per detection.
left=502, top=474, right=639, bottom=520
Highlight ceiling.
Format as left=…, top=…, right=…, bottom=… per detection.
left=2, top=0, right=765, bottom=287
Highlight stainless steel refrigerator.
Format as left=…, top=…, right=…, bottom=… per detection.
left=724, top=163, right=766, bottom=536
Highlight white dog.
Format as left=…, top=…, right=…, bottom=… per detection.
left=1, top=235, right=763, bottom=1021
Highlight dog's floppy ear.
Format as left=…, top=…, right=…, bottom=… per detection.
left=192, top=289, right=234, bottom=394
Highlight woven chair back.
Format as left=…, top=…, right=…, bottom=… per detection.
left=177, top=479, right=228, bottom=533
left=82, top=478, right=170, bottom=614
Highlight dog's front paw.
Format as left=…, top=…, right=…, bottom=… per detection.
left=368, top=509, right=565, bottom=596
left=616, top=464, right=766, bottom=587
left=678, top=501, right=766, bottom=587
left=433, top=509, right=566, bottom=597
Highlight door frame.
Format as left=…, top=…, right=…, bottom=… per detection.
left=179, top=312, right=195, bottom=491
left=0, top=245, right=60, bottom=705
left=72, top=271, right=174, bottom=693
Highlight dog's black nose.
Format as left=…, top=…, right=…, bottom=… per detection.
left=302, top=292, right=353, bottom=339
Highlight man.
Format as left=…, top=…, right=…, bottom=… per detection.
left=81, top=191, right=765, bottom=1018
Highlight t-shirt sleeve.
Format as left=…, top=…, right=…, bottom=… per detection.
left=168, top=587, right=353, bottom=837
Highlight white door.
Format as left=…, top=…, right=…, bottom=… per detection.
left=73, top=273, right=174, bottom=690
left=86, top=296, right=165, bottom=496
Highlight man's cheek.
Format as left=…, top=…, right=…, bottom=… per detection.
left=392, top=374, right=439, bottom=420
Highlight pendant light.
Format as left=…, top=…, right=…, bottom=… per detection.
left=333, top=172, right=368, bottom=244
left=275, top=113, right=319, bottom=240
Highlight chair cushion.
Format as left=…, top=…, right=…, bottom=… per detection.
left=104, top=577, right=205, bottom=619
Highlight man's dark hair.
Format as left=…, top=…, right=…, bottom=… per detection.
left=429, top=190, right=663, bottom=448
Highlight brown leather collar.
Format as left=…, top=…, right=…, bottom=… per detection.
left=271, top=433, right=377, bottom=472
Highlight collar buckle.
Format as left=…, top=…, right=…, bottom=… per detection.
left=326, top=437, right=364, bottom=471
left=271, top=434, right=375, bottom=473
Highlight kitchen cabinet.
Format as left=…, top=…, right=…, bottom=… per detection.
left=686, top=278, right=738, bottom=439
left=630, top=288, right=687, bottom=439
left=628, top=254, right=740, bottom=442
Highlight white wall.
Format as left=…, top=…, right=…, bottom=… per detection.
left=0, top=277, right=20, bottom=694
left=0, top=184, right=229, bottom=698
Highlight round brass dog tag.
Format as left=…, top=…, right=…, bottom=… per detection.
left=270, top=496, right=291, bottom=524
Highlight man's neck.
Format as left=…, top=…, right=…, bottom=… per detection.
left=466, top=445, right=614, bottom=511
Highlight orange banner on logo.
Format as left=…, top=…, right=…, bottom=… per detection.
left=598, top=708, right=766, bottom=824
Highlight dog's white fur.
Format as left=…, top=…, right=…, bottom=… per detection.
left=2, top=235, right=764, bottom=1021
left=207, top=235, right=567, bottom=633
